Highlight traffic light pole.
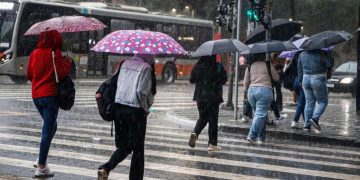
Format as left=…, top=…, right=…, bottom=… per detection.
left=234, top=0, right=241, bottom=119
left=357, top=1, right=360, bottom=114
left=223, top=0, right=236, bottom=110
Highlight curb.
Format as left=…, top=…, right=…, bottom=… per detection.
left=219, top=124, right=360, bottom=147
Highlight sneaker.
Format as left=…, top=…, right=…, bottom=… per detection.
left=310, top=118, right=321, bottom=131
left=208, top=144, right=221, bottom=151
left=34, top=166, right=54, bottom=178
left=33, top=158, right=39, bottom=168
left=247, top=137, right=255, bottom=145
left=257, top=140, right=265, bottom=145
left=303, top=127, right=311, bottom=131
left=291, top=121, right=301, bottom=129
left=98, top=169, right=109, bottom=180
left=188, top=132, right=197, bottom=148
left=241, top=116, right=249, bottom=123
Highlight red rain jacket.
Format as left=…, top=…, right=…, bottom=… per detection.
left=27, top=30, right=71, bottom=99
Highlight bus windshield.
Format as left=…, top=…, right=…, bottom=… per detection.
left=0, top=11, right=16, bottom=51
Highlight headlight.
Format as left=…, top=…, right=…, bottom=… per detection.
left=340, top=77, right=354, bottom=84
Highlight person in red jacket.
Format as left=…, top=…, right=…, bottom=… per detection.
left=27, top=29, right=71, bottom=178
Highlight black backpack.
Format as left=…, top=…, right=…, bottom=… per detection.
left=96, top=61, right=125, bottom=121
left=283, top=59, right=298, bottom=91
left=57, top=76, right=75, bottom=110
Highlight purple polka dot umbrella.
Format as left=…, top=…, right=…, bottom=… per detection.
left=90, top=30, right=188, bottom=55
left=24, top=16, right=107, bottom=35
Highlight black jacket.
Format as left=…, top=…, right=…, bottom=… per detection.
left=190, top=61, right=227, bottom=104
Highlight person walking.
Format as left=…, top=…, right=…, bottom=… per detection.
left=188, top=55, right=227, bottom=151
left=244, top=53, right=279, bottom=144
left=97, top=54, right=156, bottom=180
left=298, top=50, right=333, bottom=131
left=27, top=30, right=71, bottom=177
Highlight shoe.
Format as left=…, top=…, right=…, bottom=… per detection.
left=34, top=166, right=54, bottom=178
left=188, top=132, right=197, bottom=148
left=303, top=127, right=311, bottom=131
left=257, top=140, right=265, bottom=145
left=208, top=144, right=221, bottom=151
left=291, top=121, right=301, bottom=129
left=33, top=158, right=39, bottom=168
left=98, top=169, right=109, bottom=180
left=310, top=118, right=321, bottom=131
left=247, top=137, right=255, bottom=145
left=241, top=116, right=249, bottom=123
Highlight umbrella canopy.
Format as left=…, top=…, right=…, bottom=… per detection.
left=91, top=30, right=187, bottom=55
left=242, top=40, right=297, bottom=54
left=24, top=16, right=107, bottom=35
left=191, top=39, right=249, bottom=57
left=300, top=31, right=353, bottom=50
left=245, top=19, right=303, bottom=44
left=356, top=27, right=360, bottom=32
left=279, top=37, right=334, bottom=58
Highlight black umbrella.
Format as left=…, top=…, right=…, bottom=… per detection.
left=191, top=39, right=249, bottom=57
left=300, top=31, right=353, bottom=50
left=241, top=40, right=297, bottom=54
left=245, top=18, right=303, bottom=44
left=356, top=27, right=360, bottom=32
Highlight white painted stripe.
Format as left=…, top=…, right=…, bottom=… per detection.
left=0, top=142, right=268, bottom=180
left=0, top=133, right=358, bottom=179
left=79, top=122, right=360, bottom=157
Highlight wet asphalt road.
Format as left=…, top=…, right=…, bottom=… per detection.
left=0, top=80, right=359, bottom=180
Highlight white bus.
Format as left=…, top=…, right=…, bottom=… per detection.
left=0, top=0, right=213, bottom=83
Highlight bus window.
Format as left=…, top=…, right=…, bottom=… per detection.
left=178, top=25, right=198, bottom=51
left=0, top=12, right=16, bottom=51
left=135, top=20, right=154, bottom=31
left=199, top=27, right=212, bottom=45
left=162, top=24, right=177, bottom=39
left=111, top=19, right=135, bottom=31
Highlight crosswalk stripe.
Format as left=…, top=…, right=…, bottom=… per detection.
left=4, top=125, right=359, bottom=170
left=0, top=131, right=359, bottom=179
left=65, top=122, right=360, bottom=157
left=0, top=136, right=271, bottom=180
left=0, top=157, right=151, bottom=180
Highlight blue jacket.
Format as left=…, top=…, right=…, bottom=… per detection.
left=297, top=50, right=333, bottom=83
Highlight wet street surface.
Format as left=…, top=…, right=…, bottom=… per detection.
left=0, top=79, right=359, bottom=179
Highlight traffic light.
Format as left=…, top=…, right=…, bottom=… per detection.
left=246, top=9, right=259, bottom=22
left=246, top=0, right=266, bottom=23
left=215, top=3, right=230, bottom=27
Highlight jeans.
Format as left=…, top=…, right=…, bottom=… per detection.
left=194, top=101, right=220, bottom=146
left=99, top=104, right=147, bottom=180
left=247, top=86, right=273, bottom=141
left=293, top=80, right=305, bottom=122
left=302, top=74, right=328, bottom=128
left=33, top=96, right=59, bottom=165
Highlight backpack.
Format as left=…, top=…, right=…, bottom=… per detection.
left=96, top=61, right=125, bottom=122
left=57, top=76, right=75, bottom=110
left=283, top=59, right=297, bottom=91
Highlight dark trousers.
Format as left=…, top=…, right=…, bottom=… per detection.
left=194, top=101, right=220, bottom=146
left=274, top=82, right=283, bottom=112
left=243, top=100, right=252, bottom=118
left=33, top=96, right=59, bottom=165
left=99, top=104, right=147, bottom=180
left=270, top=100, right=281, bottom=118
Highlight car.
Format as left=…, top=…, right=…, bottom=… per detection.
left=327, top=61, right=357, bottom=97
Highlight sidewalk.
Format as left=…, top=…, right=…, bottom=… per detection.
left=169, top=98, right=360, bottom=147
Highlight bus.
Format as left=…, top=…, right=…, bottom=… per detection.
left=0, top=0, right=213, bottom=83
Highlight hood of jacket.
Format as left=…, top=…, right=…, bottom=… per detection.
left=37, top=30, right=63, bottom=50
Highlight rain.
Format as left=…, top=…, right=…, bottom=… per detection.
left=0, top=0, right=359, bottom=179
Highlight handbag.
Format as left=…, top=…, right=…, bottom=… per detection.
left=51, top=51, right=75, bottom=110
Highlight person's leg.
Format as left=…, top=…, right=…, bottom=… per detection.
left=312, top=76, right=328, bottom=122
left=243, top=100, right=252, bottom=117
left=270, top=100, right=280, bottom=118
left=303, top=76, right=316, bottom=129
left=247, top=87, right=257, bottom=141
left=38, top=97, right=59, bottom=166
left=275, top=82, right=283, bottom=111
left=193, top=101, right=209, bottom=135
left=256, top=88, right=273, bottom=141
left=208, top=103, right=219, bottom=146
left=298, top=88, right=306, bottom=121
left=129, top=110, right=147, bottom=180
left=99, top=107, right=131, bottom=171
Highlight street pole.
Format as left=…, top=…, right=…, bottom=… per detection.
left=265, top=0, right=272, bottom=62
left=357, top=1, right=360, bottom=114
left=223, top=0, right=236, bottom=110
left=234, top=0, right=241, bottom=119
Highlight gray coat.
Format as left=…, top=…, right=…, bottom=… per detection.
left=114, top=58, right=154, bottom=113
